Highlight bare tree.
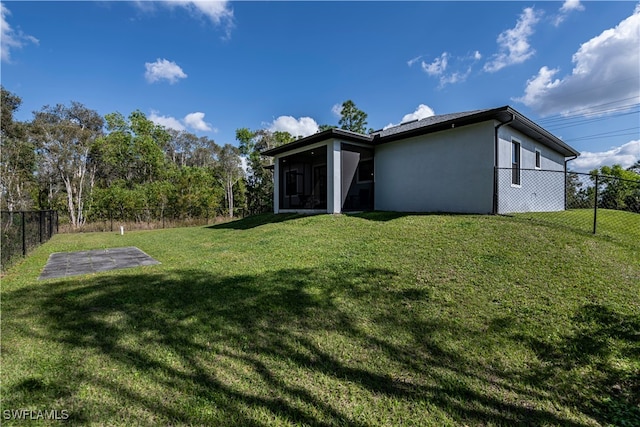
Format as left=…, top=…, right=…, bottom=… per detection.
left=31, top=102, right=104, bottom=228
left=217, top=144, right=243, bottom=218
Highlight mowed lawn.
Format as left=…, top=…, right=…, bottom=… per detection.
left=1, top=212, right=639, bottom=426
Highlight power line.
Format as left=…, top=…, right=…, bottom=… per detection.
left=565, top=132, right=639, bottom=142
left=546, top=109, right=640, bottom=131
left=564, top=126, right=640, bottom=142
left=537, top=99, right=640, bottom=126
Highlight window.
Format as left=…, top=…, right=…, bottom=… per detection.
left=511, top=140, right=521, bottom=186
left=535, top=149, right=541, bottom=169
left=357, top=159, right=374, bottom=183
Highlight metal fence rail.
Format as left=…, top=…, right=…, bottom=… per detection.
left=1, top=210, right=58, bottom=271
left=496, top=168, right=640, bottom=245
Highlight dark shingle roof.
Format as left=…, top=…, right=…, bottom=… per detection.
left=262, top=105, right=580, bottom=158
left=372, top=109, right=487, bottom=138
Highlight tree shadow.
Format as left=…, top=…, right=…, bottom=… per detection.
left=503, top=214, right=639, bottom=251
left=515, top=303, right=640, bottom=426
left=3, top=266, right=598, bottom=425
left=345, top=211, right=410, bottom=222
left=208, top=213, right=308, bottom=230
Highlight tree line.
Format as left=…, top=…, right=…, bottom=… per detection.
left=1, top=86, right=370, bottom=228
left=567, top=163, right=640, bottom=212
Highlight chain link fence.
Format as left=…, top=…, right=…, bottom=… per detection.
left=59, top=207, right=243, bottom=233
left=496, top=168, right=640, bottom=247
left=1, top=210, right=58, bottom=271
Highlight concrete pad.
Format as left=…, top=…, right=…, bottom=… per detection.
left=39, top=247, right=160, bottom=280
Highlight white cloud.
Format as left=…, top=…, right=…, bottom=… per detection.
left=1, top=3, right=38, bottom=63
left=555, top=0, right=585, bottom=26
left=569, top=140, right=640, bottom=172
left=162, top=1, right=234, bottom=39
left=149, top=111, right=186, bottom=131
left=149, top=110, right=217, bottom=133
left=560, top=0, right=585, bottom=13
left=184, top=112, right=214, bottom=132
left=484, top=7, right=541, bottom=73
left=331, top=103, right=343, bottom=117
left=420, top=51, right=480, bottom=87
left=421, top=53, right=448, bottom=76
left=516, top=5, right=640, bottom=116
left=268, top=116, right=319, bottom=138
left=407, top=55, right=423, bottom=67
left=383, top=104, right=436, bottom=130
left=440, top=68, right=472, bottom=86
left=401, top=104, right=435, bottom=123
left=144, top=58, right=187, bottom=84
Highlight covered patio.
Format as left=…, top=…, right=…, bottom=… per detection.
left=266, top=129, right=376, bottom=214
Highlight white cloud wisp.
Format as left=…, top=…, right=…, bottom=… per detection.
left=421, top=53, right=449, bottom=76
left=555, top=0, right=585, bottom=26
left=418, top=51, right=481, bottom=87
left=484, top=7, right=541, bottom=73
left=331, top=103, right=343, bottom=118
left=162, top=1, right=234, bottom=39
left=1, top=3, right=38, bottom=63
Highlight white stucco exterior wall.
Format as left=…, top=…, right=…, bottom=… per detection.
left=374, top=122, right=496, bottom=213
left=496, top=126, right=567, bottom=213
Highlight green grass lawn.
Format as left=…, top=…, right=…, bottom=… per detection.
left=1, top=212, right=639, bottom=426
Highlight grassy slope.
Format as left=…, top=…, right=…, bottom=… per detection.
left=1, top=212, right=639, bottom=426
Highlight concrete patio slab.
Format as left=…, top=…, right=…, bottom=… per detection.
left=39, top=247, right=160, bottom=280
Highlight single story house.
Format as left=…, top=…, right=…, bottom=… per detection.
left=262, top=105, right=580, bottom=215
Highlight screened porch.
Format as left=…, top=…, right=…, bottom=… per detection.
left=278, top=146, right=327, bottom=210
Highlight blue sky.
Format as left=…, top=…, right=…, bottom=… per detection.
left=1, top=1, right=638, bottom=172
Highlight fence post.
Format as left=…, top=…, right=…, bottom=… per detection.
left=493, top=167, right=498, bottom=214
left=593, top=174, right=599, bottom=234
left=39, top=210, right=44, bottom=243
left=110, top=210, right=113, bottom=232
left=21, top=211, right=26, bottom=257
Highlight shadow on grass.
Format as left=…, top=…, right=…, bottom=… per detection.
left=503, top=210, right=640, bottom=251
left=517, top=304, right=640, bottom=426
left=346, top=211, right=480, bottom=222
left=208, top=213, right=307, bottom=230
left=5, top=266, right=631, bottom=425
left=211, top=211, right=483, bottom=230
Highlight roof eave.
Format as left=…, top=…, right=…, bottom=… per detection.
left=506, top=107, right=580, bottom=157
left=261, top=128, right=373, bottom=156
